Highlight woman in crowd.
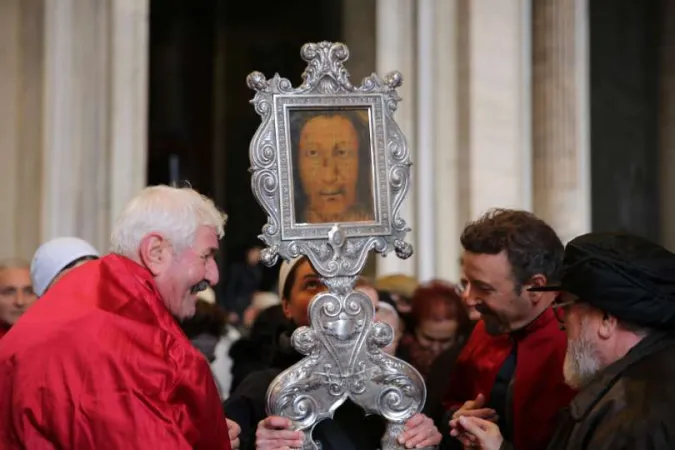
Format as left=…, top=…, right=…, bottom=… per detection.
left=224, top=256, right=441, bottom=450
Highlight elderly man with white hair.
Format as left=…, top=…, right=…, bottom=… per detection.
left=0, top=185, right=238, bottom=450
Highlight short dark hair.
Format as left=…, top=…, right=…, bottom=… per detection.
left=282, top=256, right=308, bottom=301
left=460, top=208, right=564, bottom=291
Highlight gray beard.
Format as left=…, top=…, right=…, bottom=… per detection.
left=563, top=319, right=602, bottom=389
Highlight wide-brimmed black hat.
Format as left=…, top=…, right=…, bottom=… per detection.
left=528, top=232, right=675, bottom=330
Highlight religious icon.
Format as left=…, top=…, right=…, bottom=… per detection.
left=288, top=107, right=375, bottom=225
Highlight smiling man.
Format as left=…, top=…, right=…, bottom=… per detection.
left=0, top=186, right=236, bottom=450
left=441, top=209, right=576, bottom=450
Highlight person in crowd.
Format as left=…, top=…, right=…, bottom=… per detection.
left=0, top=185, right=239, bottom=450
left=452, top=232, right=675, bottom=449
left=442, top=209, right=576, bottom=450
left=228, top=303, right=288, bottom=395
left=0, top=259, right=36, bottom=339
left=30, top=236, right=99, bottom=297
left=225, top=256, right=442, bottom=450
left=241, top=291, right=281, bottom=329
left=223, top=243, right=263, bottom=324
left=181, top=286, right=242, bottom=401
left=398, top=280, right=472, bottom=380
left=375, top=273, right=418, bottom=333
left=375, top=300, right=402, bottom=355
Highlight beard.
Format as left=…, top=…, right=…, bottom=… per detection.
left=476, top=304, right=510, bottom=336
left=563, top=319, right=602, bottom=389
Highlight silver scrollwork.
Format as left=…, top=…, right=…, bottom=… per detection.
left=248, top=42, right=424, bottom=450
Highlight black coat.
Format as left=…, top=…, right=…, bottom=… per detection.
left=500, top=331, right=675, bottom=450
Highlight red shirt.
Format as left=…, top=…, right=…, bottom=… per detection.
left=0, top=254, right=231, bottom=450
left=444, top=308, right=576, bottom=450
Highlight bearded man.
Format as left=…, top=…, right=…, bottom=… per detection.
left=0, top=186, right=239, bottom=450
left=451, top=232, right=675, bottom=449
left=443, top=209, right=576, bottom=450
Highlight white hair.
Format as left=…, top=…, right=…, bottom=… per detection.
left=110, top=185, right=227, bottom=257
left=563, top=315, right=603, bottom=389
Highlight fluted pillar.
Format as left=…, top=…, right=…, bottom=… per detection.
left=375, top=0, right=417, bottom=278
left=532, top=0, right=590, bottom=243
left=42, top=0, right=148, bottom=253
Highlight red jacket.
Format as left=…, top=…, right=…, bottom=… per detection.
left=0, top=254, right=231, bottom=450
left=444, top=308, right=576, bottom=450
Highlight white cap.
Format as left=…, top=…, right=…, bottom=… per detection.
left=251, top=291, right=281, bottom=310
left=278, top=256, right=305, bottom=300
left=31, top=237, right=100, bottom=297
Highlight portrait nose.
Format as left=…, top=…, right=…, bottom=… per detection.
left=320, top=157, right=339, bottom=182
left=14, top=292, right=27, bottom=308
left=205, top=258, right=219, bottom=286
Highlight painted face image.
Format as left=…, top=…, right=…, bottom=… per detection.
left=291, top=110, right=375, bottom=224
left=298, top=114, right=359, bottom=222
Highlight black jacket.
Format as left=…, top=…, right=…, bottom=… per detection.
left=500, top=331, right=675, bottom=450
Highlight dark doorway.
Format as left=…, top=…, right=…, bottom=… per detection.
left=589, top=0, right=664, bottom=240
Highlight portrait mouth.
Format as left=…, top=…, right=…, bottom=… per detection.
left=319, top=188, right=344, bottom=197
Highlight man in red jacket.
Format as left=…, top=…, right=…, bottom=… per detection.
left=443, top=209, right=576, bottom=450
left=0, top=185, right=236, bottom=450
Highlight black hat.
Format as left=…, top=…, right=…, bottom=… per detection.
left=528, top=232, right=675, bottom=330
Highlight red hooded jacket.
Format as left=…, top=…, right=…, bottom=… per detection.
left=444, top=308, right=576, bottom=450
left=0, top=254, right=231, bottom=450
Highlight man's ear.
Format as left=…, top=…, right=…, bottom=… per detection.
left=597, top=311, right=617, bottom=340
left=525, top=274, right=548, bottom=305
left=138, top=233, right=169, bottom=275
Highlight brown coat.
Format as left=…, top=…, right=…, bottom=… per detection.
left=501, top=331, right=675, bottom=450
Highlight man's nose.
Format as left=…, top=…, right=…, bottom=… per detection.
left=206, top=259, right=219, bottom=286
left=462, top=285, right=479, bottom=307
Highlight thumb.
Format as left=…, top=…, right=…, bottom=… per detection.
left=458, top=416, right=488, bottom=439
left=474, top=393, right=486, bottom=407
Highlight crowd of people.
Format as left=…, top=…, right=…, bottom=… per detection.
left=1, top=184, right=674, bottom=449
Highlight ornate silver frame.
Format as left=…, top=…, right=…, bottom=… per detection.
left=247, top=42, right=425, bottom=450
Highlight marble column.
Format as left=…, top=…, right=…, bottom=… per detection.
left=433, top=0, right=464, bottom=282
left=531, top=0, right=590, bottom=243
left=0, top=0, right=44, bottom=260
left=41, top=0, right=149, bottom=253
left=467, top=0, right=533, bottom=218
left=375, top=0, right=417, bottom=278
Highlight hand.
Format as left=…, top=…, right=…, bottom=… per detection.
left=255, top=416, right=304, bottom=450
left=227, top=419, right=241, bottom=449
left=397, top=413, right=442, bottom=448
left=449, top=416, right=503, bottom=450
left=451, top=393, right=498, bottom=421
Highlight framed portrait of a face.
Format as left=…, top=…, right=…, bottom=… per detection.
left=276, top=95, right=391, bottom=240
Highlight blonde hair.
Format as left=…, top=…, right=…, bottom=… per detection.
left=110, top=185, right=227, bottom=257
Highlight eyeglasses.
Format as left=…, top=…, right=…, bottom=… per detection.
left=552, top=298, right=577, bottom=330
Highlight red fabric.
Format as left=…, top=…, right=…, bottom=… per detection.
left=0, top=324, right=8, bottom=340
left=444, top=308, right=576, bottom=450
left=0, top=254, right=231, bottom=450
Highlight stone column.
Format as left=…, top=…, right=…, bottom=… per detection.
left=531, top=0, right=591, bottom=243
left=0, top=0, right=44, bottom=260
left=375, top=0, right=417, bottom=278
left=433, top=0, right=464, bottom=282
left=41, top=0, right=148, bottom=253
left=467, top=0, right=533, bottom=218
